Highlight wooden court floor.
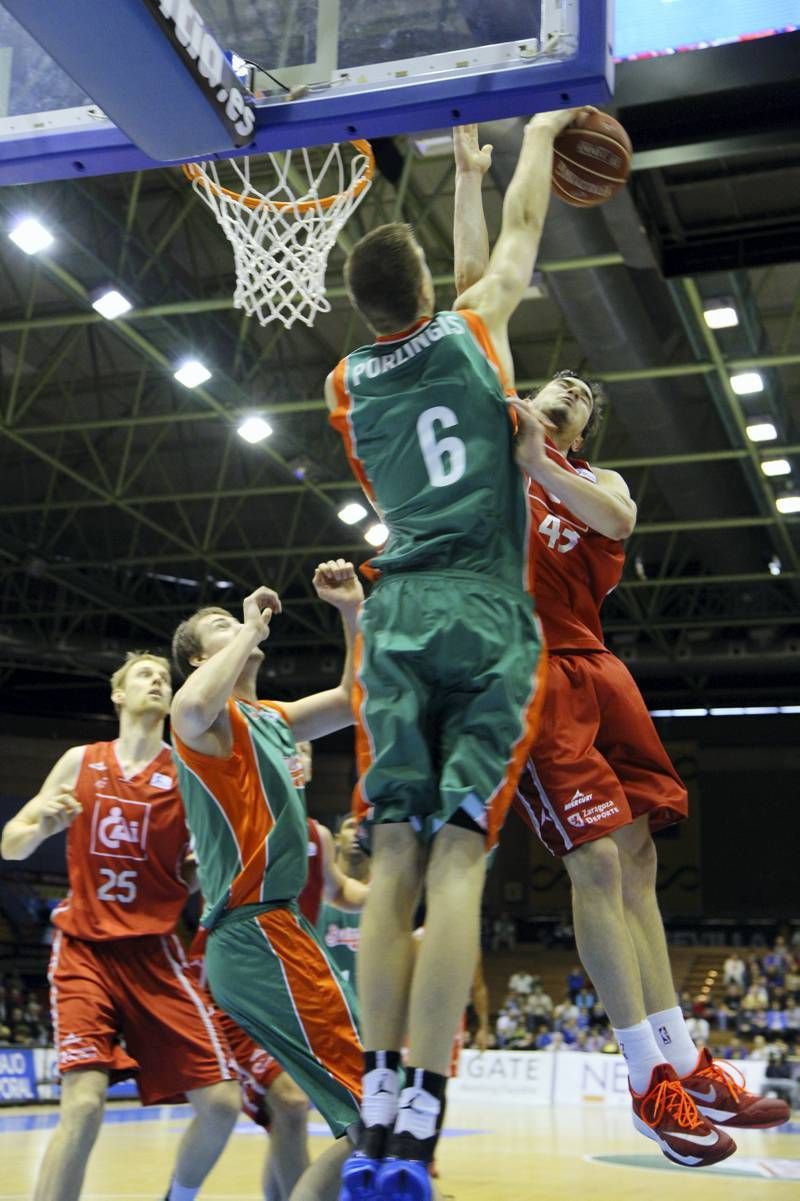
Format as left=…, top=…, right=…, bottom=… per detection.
left=2, top=1097, right=797, bottom=1200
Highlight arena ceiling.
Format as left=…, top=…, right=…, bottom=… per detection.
left=0, top=38, right=799, bottom=716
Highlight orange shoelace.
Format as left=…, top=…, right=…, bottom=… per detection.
left=641, top=1078, right=705, bottom=1131
left=695, top=1058, right=746, bottom=1102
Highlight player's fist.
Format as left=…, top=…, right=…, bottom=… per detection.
left=242, top=586, right=282, bottom=642
left=312, top=560, right=364, bottom=610
left=39, top=792, right=82, bottom=837
left=510, top=397, right=556, bottom=477
left=453, top=124, right=493, bottom=175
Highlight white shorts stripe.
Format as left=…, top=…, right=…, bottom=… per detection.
left=47, top=930, right=64, bottom=1055
left=160, top=934, right=232, bottom=1081
left=526, top=758, right=574, bottom=853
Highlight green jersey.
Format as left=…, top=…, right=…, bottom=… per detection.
left=172, top=698, right=308, bottom=930
left=316, top=902, right=362, bottom=988
left=330, top=309, right=533, bottom=593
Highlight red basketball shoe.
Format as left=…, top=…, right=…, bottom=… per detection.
left=631, top=1063, right=737, bottom=1167
left=681, top=1048, right=790, bottom=1128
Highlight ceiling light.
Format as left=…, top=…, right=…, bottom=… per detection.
left=174, top=359, right=212, bottom=388
left=236, top=415, right=273, bottom=444
left=9, top=216, right=54, bottom=255
left=761, top=459, right=791, bottom=477
left=730, top=372, right=763, bottom=396
left=703, top=304, right=738, bottom=330
left=91, top=288, right=132, bottom=320
left=776, top=494, right=800, bottom=515
left=768, top=555, right=782, bottom=576
left=745, top=421, right=777, bottom=443
left=338, top=502, right=368, bottom=525
left=364, top=522, right=388, bottom=547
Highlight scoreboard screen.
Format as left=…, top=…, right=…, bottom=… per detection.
left=615, top=0, right=798, bottom=60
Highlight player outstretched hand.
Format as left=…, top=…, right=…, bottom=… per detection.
left=453, top=124, right=493, bottom=175
left=510, top=396, right=558, bottom=479
left=312, top=560, right=364, bottom=611
left=242, top=586, right=282, bottom=643
left=529, top=105, right=596, bottom=136
left=39, top=793, right=82, bottom=837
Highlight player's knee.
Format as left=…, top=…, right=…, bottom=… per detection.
left=565, top=836, right=622, bottom=895
left=267, top=1076, right=309, bottom=1132
left=59, top=1081, right=106, bottom=1139
left=192, top=1080, right=242, bottom=1131
left=620, top=831, right=658, bottom=894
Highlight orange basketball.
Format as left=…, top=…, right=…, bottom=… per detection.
left=552, top=112, right=632, bottom=208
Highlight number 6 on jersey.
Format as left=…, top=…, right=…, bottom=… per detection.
left=416, top=405, right=466, bottom=488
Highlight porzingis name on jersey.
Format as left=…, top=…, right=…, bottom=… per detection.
left=349, top=312, right=466, bottom=384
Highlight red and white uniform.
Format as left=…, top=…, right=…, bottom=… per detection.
left=514, top=443, right=688, bottom=856
left=48, top=741, right=234, bottom=1103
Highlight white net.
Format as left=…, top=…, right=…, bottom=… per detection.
left=184, top=142, right=374, bottom=329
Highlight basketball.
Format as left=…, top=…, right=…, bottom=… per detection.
left=552, top=112, right=632, bottom=208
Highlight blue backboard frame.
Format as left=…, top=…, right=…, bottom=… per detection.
left=0, top=2, right=612, bottom=186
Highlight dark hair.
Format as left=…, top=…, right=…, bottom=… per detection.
left=171, top=607, right=232, bottom=680
left=344, top=223, right=426, bottom=333
left=551, top=369, right=607, bottom=443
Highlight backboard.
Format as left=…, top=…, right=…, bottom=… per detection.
left=0, top=0, right=613, bottom=185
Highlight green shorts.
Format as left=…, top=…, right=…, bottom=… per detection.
left=353, top=570, right=545, bottom=847
left=205, top=903, right=361, bottom=1137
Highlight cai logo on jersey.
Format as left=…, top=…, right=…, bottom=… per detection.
left=90, top=796, right=150, bottom=860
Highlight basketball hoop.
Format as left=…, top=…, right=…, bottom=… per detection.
left=183, top=141, right=374, bottom=329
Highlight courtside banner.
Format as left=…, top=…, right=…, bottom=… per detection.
left=0, top=1048, right=38, bottom=1103
left=449, top=1050, right=554, bottom=1103
left=451, top=1051, right=767, bottom=1107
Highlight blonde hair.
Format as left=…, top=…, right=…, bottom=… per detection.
left=110, top=651, right=171, bottom=712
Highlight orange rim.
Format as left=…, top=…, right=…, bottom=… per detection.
left=182, top=140, right=375, bottom=212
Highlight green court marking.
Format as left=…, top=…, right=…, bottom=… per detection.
left=587, top=1154, right=800, bottom=1181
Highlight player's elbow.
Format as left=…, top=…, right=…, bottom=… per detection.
left=170, top=697, right=213, bottom=743
left=455, top=259, right=485, bottom=297
left=609, top=509, right=636, bottom=540
left=1, top=824, right=24, bottom=860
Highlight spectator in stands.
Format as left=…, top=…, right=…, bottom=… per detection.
left=723, top=951, right=747, bottom=988
left=574, top=985, right=596, bottom=1012
left=744, top=955, right=763, bottom=988
left=678, top=989, right=693, bottom=1017
left=751, top=1010, right=769, bottom=1040
left=784, top=958, right=800, bottom=995
left=590, top=1000, right=607, bottom=1026
left=525, top=985, right=554, bottom=1023
left=723, top=980, right=744, bottom=1011
left=495, top=1010, right=516, bottom=1047
left=784, top=1000, right=800, bottom=1040
left=0, top=1022, right=10, bottom=1045
left=750, top=1034, right=770, bottom=1061
left=691, top=993, right=709, bottom=1019
left=741, top=978, right=769, bottom=1011
left=9, top=1005, right=36, bottom=1045
left=560, top=1020, right=580, bottom=1047
left=509, top=969, right=535, bottom=996
left=764, top=1047, right=794, bottom=1107
left=718, top=1035, right=747, bottom=1061
left=553, top=997, right=580, bottom=1027
left=492, top=912, right=517, bottom=952
left=534, top=1025, right=553, bottom=1050
left=599, top=1030, right=618, bottom=1055
left=714, top=999, right=737, bottom=1032
left=566, top=965, right=585, bottom=1002
left=685, top=1012, right=710, bottom=1044
left=550, top=914, right=574, bottom=949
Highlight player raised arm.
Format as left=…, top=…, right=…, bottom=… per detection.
left=317, top=822, right=370, bottom=912
left=1, top=746, right=84, bottom=860
left=171, top=585, right=282, bottom=744
left=279, top=560, right=364, bottom=742
left=512, top=396, right=637, bottom=539
left=453, top=124, right=493, bottom=297
left=454, top=109, right=590, bottom=382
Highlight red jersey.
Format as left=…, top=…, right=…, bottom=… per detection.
left=529, top=441, right=625, bottom=652
left=298, top=819, right=324, bottom=926
left=52, top=741, right=190, bottom=941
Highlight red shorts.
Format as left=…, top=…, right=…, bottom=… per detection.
left=48, top=930, right=234, bottom=1104
left=514, top=651, right=687, bottom=857
left=186, top=931, right=283, bottom=1129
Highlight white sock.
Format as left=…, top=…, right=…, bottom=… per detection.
left=647, top=1006, right=700, bottom=1078
left=362, top=1062, right=401, bottom=1129
left=168, top=1184, right=199, bottom=1201
left=613, top=1019, right=668, bottom=1094
left=393, top=1082, right=441, bottom=1142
